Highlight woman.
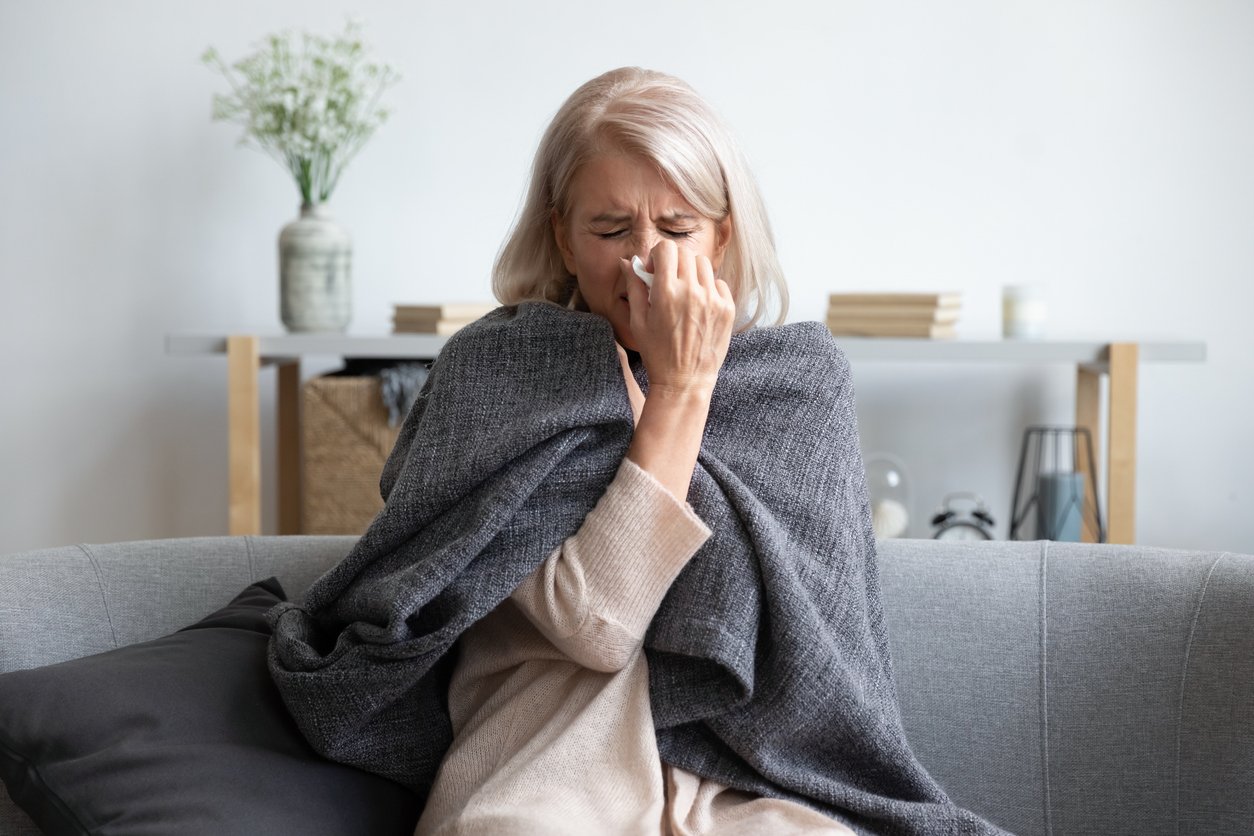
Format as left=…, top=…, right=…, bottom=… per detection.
left=269, top=67, right=1002, bottom=836
left=414, top=68, right=852, bottom=834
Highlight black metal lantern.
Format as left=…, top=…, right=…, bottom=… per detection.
left=1009, top=426, right=1105, bottom=543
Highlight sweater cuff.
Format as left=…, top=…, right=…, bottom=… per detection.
left=572, top=457, right=712, bottom=640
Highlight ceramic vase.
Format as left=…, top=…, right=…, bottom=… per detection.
left=278, top=203, right=352, bottom=332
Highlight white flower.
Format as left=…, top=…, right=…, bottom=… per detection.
left=203, top=17, right=400, bottom=205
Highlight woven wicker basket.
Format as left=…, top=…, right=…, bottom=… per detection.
left=301, top=375, right=401, bottom=535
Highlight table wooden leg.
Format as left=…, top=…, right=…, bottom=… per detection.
left=1075, top=365, right=1102, bottom=543
left=227, top=336, right=261, bottom=536
left=277, top=361, right=302, bottom=535
left=1107, top=343, right=1139, bottom=544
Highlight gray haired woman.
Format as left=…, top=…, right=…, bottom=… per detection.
left=415, top=67, right=849, bottom=834
left=270, top=66, right=1003, bottom=836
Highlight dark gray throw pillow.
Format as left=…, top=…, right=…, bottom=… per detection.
left=0, top=578, right=421, bottom=836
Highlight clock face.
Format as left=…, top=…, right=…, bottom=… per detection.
left=935, top=522, right=991, bottom=541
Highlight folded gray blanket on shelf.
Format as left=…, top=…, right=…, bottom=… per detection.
left=377, top=362, right=429, bottom=427
left=268, top=300, right=1003, bottom=835
left=324, top=359, right=430, bottom=428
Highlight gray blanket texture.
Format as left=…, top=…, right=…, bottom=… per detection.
left=268, top=301, right=1003, bottom=835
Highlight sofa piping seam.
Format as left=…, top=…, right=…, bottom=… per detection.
left=1039, top=539, right=1052, bottom=836
left=244, top=534, right=257, bottom=583
left=76, top=543, right=119, bottom=650
left=1174, top=551, right=1229, bottom=835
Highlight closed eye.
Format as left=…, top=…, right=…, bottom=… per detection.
left=596, top=229, right=695, bottom=240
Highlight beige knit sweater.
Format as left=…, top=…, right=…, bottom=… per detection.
left=414, top=458, right=854, bottom=836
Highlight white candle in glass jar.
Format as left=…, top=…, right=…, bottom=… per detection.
left=1002, top=284, right=1047, bottom=339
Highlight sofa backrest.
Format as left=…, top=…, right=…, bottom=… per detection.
left=0, top=535, right=354, bottom=674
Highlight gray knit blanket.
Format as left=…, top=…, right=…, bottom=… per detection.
left=268, top=301, right=1003, bottom=835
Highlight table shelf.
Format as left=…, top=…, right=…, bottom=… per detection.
left=168, top=332, right=1206, bottom=544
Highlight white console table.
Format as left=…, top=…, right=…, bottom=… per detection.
left=166, top=333, right=1206, bottom=544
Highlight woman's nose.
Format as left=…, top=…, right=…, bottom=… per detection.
left=630, top=229, right=661, bottom=258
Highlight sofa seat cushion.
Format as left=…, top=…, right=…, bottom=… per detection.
left=0, top=578, right=421, bottom=836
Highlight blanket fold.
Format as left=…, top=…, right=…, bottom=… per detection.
left=268, top=300, right=1002, bottom=835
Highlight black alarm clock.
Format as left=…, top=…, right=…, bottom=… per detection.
left=930, top=492, right=996, bottom=541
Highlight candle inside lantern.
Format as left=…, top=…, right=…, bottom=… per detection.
left=1037, top=471, right=1084, bottom=541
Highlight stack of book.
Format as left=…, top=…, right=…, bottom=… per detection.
left=826, top=292, right=961, bottom=339
left=392, top=302, right=497, bottom=335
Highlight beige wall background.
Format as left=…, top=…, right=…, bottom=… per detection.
left=2, top=0, right=1251, bottom=553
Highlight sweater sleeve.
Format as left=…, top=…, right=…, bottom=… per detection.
left=509, top=457, right=712, bottom=672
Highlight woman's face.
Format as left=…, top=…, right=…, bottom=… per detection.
left=552, top=153, right=731, bottom=351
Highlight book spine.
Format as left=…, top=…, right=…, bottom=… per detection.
left=827, top=295, right=961, bottom=308
left=826, top=308, right=961, bottom=324
left=393, top=314, right=479, bottom=327
left=394, top=304, right=496, bottom=319
left=393, top=320, right=471, bottom=335
left=826, top=322, right=955, bottom=338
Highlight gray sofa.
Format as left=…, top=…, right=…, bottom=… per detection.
left=1, top=536, right=1250, bottom=835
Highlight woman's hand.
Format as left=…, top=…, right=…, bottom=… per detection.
left=619, top=239, right=736, bottom=398
left=616, top=239, right=736, bottom=502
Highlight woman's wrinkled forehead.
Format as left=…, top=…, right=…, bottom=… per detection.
left=558, top=144, right=719, bottom=225
left=555, top=132, right=628, bottom=211
left=564, top=154, right=697, bottom=219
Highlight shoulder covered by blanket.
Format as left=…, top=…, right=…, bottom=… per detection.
left=268, top=301, right=1003, bottom=835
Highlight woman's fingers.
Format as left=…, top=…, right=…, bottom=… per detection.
left=678, top=248, right=697, bottom=298
left=715, top=276, right=734, bottom=306
left=649, top=239, right=679, bottom=295
left=645, top=239, right=703, bottom=304
left=628, top=239, right=735, bottom=394
left=624, top=259, right=650, bottom=337
left=696, top=254, right=716, bottom=294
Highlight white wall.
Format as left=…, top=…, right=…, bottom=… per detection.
left=2, top=0, right=1251, bottom=553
